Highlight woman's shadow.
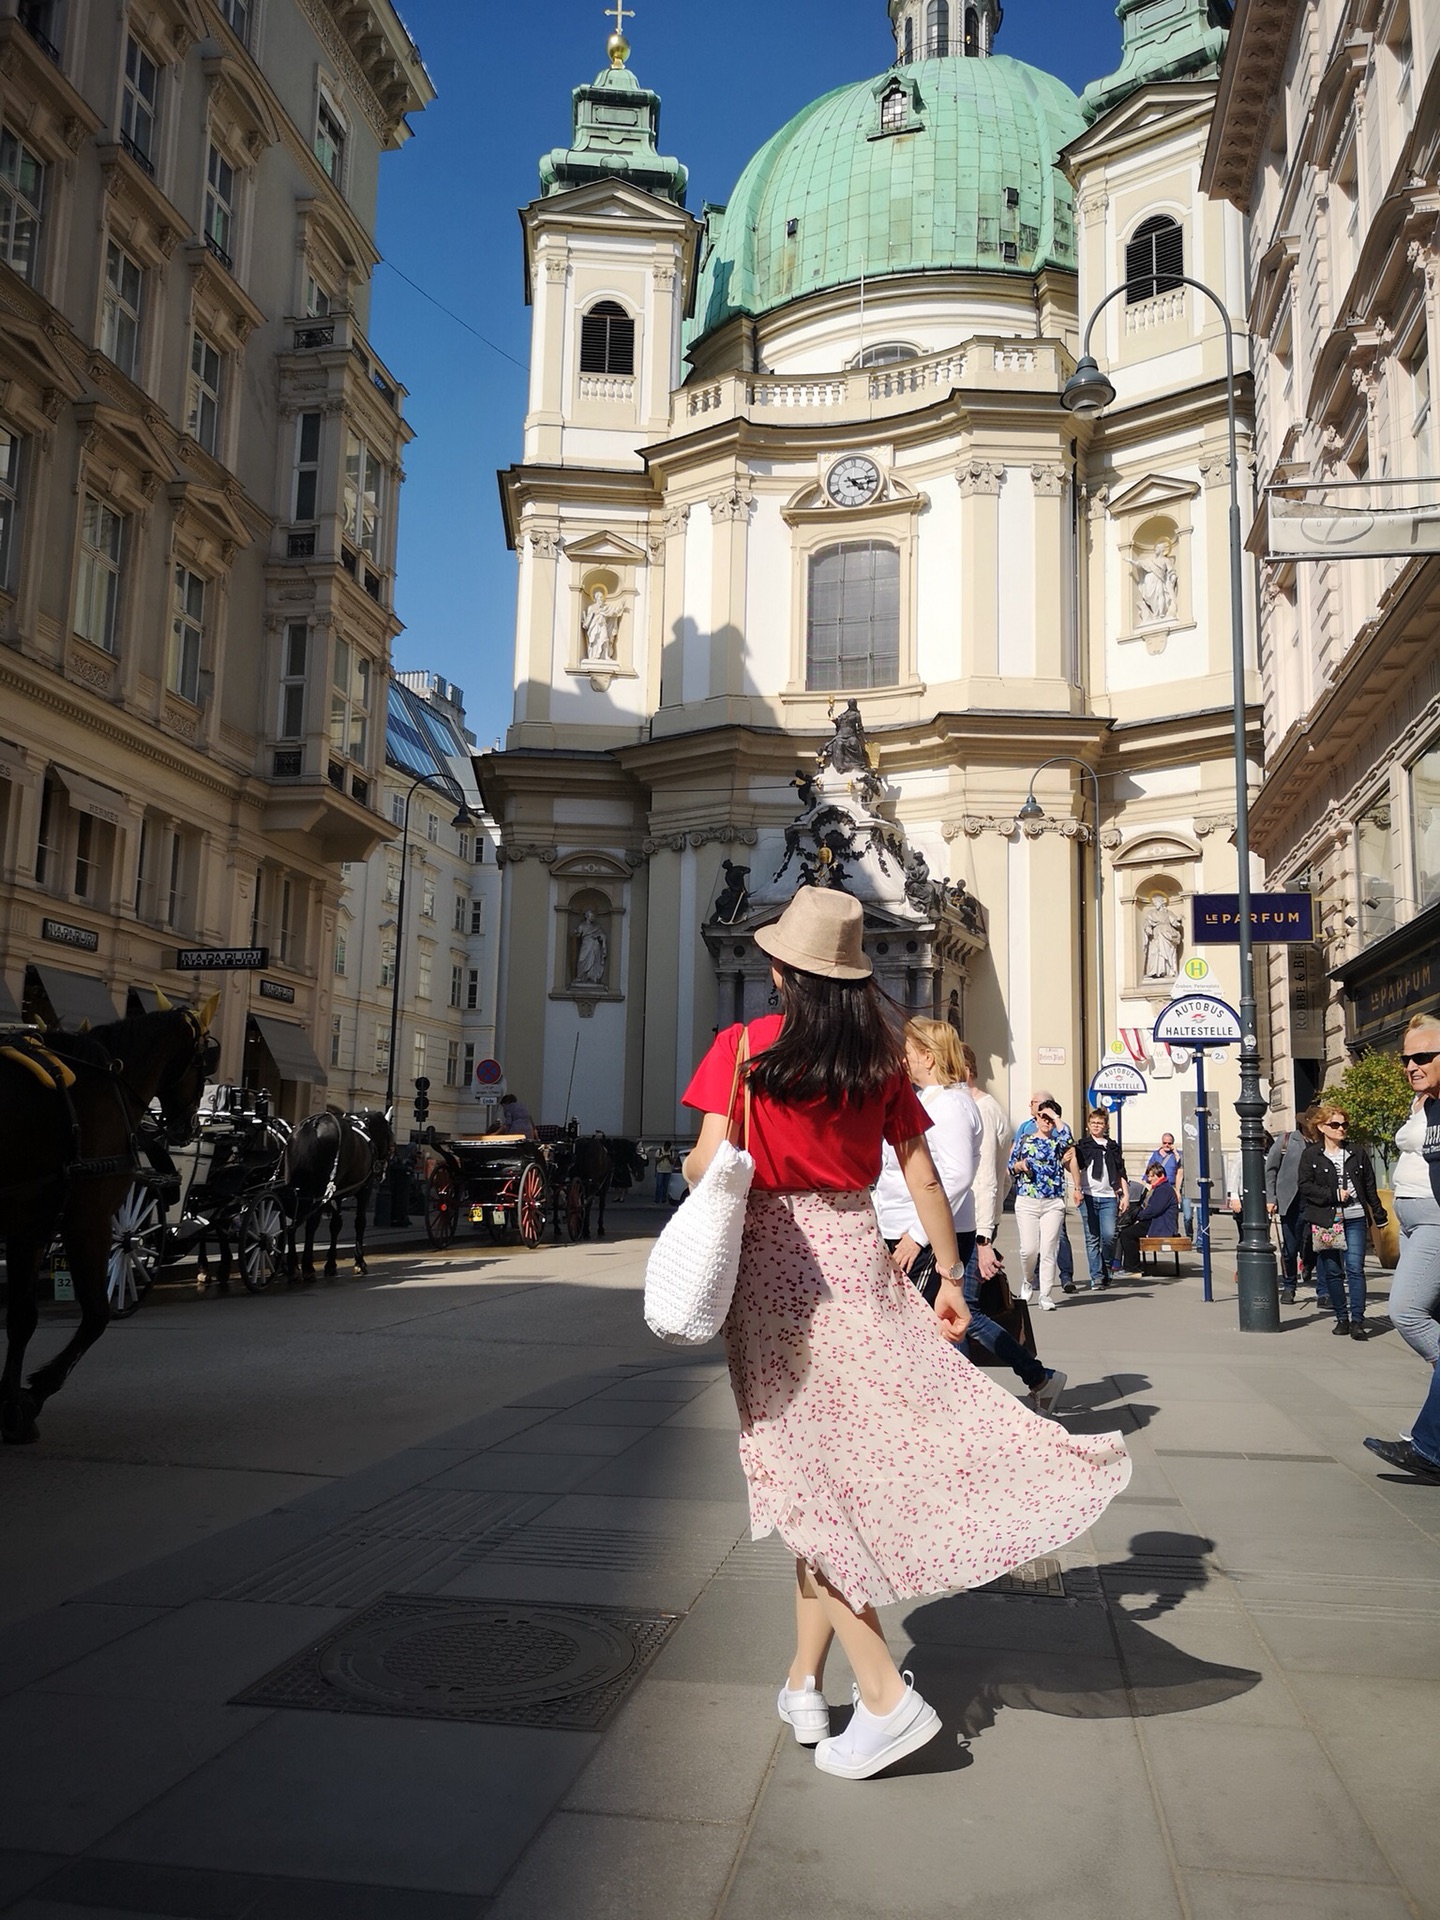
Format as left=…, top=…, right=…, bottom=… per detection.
left=880, top=1531, right=1260, bottom=1775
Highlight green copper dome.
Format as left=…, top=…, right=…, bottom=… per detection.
left=692, top=55, right=1087, bottom=342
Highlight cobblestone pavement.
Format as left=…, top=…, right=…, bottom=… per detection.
left=0, top=1207, right=1436, bottom=1918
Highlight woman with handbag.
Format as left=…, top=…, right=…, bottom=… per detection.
left=679, top=889, right=1131, bottom=1782
left=873, top=1017, right=1066, bottom=1413
left=1297, top=1104, right=1387, bottom=1339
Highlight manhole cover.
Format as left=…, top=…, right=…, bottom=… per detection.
left=232, top=1594, right=679, bottom=1731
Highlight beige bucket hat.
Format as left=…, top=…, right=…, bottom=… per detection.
left=754, top=887, right=872, bottom=981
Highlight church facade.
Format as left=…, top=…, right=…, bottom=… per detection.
left=480, top=0, right=1264, bottom=1147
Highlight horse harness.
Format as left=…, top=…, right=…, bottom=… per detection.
left=0, top=1011, right=208, bottom=1194
left=320, top=1112, right=388, bottom=1206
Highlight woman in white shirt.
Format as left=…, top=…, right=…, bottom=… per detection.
left=874, top=1018, right=1065, bottom=1411
left=1389, top=1013, right=1440, bottom=1366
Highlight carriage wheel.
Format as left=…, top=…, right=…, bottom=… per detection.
left=426, top=1163, right=459, bottom=1247
left=108, top=1182, right=163, bottom=1319
left=237, top=1193, right=286, bottom=1293
left=518, top=1164, right=547, bottom=1248
left=565, top=1177, right=586, bottom=1243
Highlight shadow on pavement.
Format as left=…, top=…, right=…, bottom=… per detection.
left=893, top=1531, right=1260, bottom=1774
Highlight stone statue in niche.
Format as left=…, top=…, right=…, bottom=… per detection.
left=816, top=698, right=871, bottom=776
left=713, top=861, right=750, bottom=925
left=1140, top=891, right=1184, bottom=981
left=1133, top=539, right=1179, bottom=628
left=572, top=909, right=608, bottom=986
left=582, top=586, right=621, bottom=663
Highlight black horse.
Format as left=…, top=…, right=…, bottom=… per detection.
left=568, top=1132, right=615, bottom=1241
left=0, top=1001, right=220, bottom=1443
left=606, top=1137, right=647, bottom=1204
left=283, top=1108, right=394, bottom=1282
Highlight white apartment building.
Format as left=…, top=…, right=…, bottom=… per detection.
left=1204, top=0, right=1440, bottom=1109
left=329, top=672, right=503, bottom=1137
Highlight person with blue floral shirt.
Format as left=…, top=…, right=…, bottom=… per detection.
left=1008, top=1099, right=1078, bottom=1312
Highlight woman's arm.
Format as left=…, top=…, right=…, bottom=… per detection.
left=895, top=1135, right=970, bottom=1343
left=682, top=1111, right=730, bottom=1187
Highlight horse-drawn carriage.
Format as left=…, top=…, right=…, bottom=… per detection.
left=418, top=1125, right=643, bottom=1250
left=104, top=1085, right=291, bottom=1315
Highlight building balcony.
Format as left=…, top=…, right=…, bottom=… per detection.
left=679, top=338, right=1073, bottom=428
left=280, top=307, right=408, bottom=416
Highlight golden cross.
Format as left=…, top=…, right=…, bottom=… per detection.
left=606, top=1, right=634, bottom=34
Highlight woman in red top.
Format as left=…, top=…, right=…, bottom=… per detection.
left=683, top=889, right=1130, bottom=1781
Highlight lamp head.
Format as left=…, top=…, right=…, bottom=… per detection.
left=1061, top=355, right=1117, bottom=418
left=1017, top=793, right=1046, bottom=824
left=451, top=803, right=475, bottom=831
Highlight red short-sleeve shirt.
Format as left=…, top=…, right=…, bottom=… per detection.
left=681, top=1015, right=931, bottom=1193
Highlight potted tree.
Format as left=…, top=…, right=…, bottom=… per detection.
left=1318, top=1049, right=1413, bottom=1268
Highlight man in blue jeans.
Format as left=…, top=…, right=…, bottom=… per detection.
left=1366, top=1366, right=1440, bottom=1482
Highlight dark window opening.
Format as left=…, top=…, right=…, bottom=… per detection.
left=579, top=301, right=635, bottom=376
left=925, top=0, right=950, bottom=56
left=1125, top=215, right=1184, bottom=303
left=964, top=5, right=979, bottom=54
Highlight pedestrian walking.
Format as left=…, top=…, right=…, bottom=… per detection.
left=959, top=1040, right=1011, bottom=1261
left=1013, top=1091, right=1079, bottom=1290
left=679, top=889, right=1131, bottom=1781
left=1074, top=1108, right=1127, bottom=1291
left=1265, top=1111, right=1318, bottom=1305
left=1389, top=1013, right=1440, bottom=1367
left=873, top=1021, right=1065, bottom=1412
left=652, top=1143, right=677, bottom=1206
left=1008, top=1099, right=1078, bottom=1310
left=1297, top=1104, right=1387, bottom=1339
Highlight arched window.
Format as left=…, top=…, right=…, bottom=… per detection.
left=964, top=6, right=979, bottom=54
left=903, top=15, right=914, bottom=61
left=925, top=0, right=949, bottom=56
left=579, top=300, right=635, bottom=375
left=806, top=542, right=901, bottom=692
left=853, top=342, right=920, bottom=368
left=1124, top=215, right=1184, bottom=304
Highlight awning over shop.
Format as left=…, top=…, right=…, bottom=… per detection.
left=50, top=765, right=134, bottom=829
left=247, top=1014, right=327, bottom=1085
left=24, top=965, right=120, bottom=1031
left=0, top=972, right=20, bottom=1021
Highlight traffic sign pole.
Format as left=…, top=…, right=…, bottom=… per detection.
left=1194, top=1049, right=1213, bottom=1304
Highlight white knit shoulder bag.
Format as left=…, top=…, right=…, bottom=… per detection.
left=643, top=1029, right=754, bottom=1345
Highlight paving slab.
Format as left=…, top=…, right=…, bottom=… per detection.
left=486, top=1810, right=740, bottom=1920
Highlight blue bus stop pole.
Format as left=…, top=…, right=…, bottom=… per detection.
left=1195, top=1048, right=1214, bottom=1304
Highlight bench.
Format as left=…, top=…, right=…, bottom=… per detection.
left=1140, top=1235, right=1193, bottom=1276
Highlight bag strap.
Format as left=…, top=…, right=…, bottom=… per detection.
left=724, top=1026, right=751, bottom=1153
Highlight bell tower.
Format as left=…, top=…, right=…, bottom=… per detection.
left=519, top=20, right=698, bottom=467
left=889, top=0, right=1003, bottom=63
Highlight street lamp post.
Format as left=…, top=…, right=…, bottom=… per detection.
left=1062, top=272, right=1278, bottom=1331
left=1017, top=756, right=1105, bottom=1085
left=384, top=772, right=475, bottom=1116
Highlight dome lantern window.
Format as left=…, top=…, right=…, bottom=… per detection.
left=579, top=301, right=635, bottom=376
left=925, top=0, right=950, bottom=57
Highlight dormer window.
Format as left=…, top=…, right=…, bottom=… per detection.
left=853, top=342, right=920, bottom=369
left=579, top=300, right=635, bottom=377
left=880, top=85, right=908, bottom=134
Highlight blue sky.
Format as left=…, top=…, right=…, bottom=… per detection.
left=371, top=0, right=1129, bottom=750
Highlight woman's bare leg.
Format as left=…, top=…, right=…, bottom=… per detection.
left=791, top=1561, right=905, bottom=1714
left=788, top=1558, right=834, bottom=1690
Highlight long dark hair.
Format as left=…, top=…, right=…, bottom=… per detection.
left=747, top=963, right=905, bottom=1106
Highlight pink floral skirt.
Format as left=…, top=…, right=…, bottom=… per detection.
left=723, top=1190, right=1132, bottom=1611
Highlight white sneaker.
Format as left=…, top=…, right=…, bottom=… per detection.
left=1018, top=1280, right=1033, bottom=1302
left=1031, top=1368, right=1067, bottom=1413
left=777, top=1676, right=831, bottom=1746
left=1037, top=1298, right=1058, bottom=1312
left=814, top=1674, right=941, bottom=1780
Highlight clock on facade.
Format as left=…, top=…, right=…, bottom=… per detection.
left=824, top=456, right=883, bottom=507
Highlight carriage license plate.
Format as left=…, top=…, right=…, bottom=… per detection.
left=468, top=1205, right=485, bottom=1224
left=491, top=1209, right=506, bottom=1225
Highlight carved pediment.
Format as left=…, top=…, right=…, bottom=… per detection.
left=1111, top=829, right=1202, bottom=869
left=203, top=51, right=281, bottom=160
left=549, top=849, right=634, bottom=881
left=1106, top=473, right=1202, bottom=519
left=563, top=531, right=650, bottom=566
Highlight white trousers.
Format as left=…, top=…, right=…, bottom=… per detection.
left=1015, top=1195, right=1066, bottom=1301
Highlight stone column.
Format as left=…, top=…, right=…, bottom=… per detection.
left=1031, top=463, right=1069, bottom=683
left=707, top=484, right=751, bottom=704
left=958, top=461, right=1002, bottom=679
